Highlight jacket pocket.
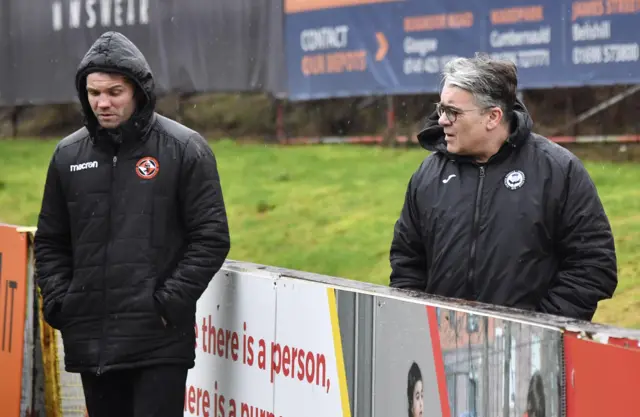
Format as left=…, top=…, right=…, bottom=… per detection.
left=150, top=291, right=169, bottom=330
left=43, top=295, right=68, bottom=330
left=151, top=196, right=168, bottom=248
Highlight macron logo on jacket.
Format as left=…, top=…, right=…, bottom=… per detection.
left=70, top=161, right=99, bottom=172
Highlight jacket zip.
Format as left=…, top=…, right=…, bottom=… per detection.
left=467, top=165, right=486, bottom=298
left=96, top=154, right=118, bottom=376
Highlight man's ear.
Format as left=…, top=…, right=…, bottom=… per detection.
left=486, top=107, right=504, bottom=130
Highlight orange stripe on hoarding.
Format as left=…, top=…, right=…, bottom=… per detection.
left=285, top=0, right=404, bottom=14
left=327, top=288, right=352, bottom=417
left=426, top=306, right=452, bottom=417
left=0, top=224, right=29, bottom=417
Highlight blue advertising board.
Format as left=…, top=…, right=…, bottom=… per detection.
left=284, top=0, right=640, bottom=101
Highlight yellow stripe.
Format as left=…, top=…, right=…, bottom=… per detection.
left=38, top=290, right=63, bottom=417
left=326, top=287, right=352, bottom=417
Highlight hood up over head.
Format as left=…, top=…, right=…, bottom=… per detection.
left=75, top=31, right=157, bottom=144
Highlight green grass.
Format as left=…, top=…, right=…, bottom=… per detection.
left=1, top=138, right=639, bottom=329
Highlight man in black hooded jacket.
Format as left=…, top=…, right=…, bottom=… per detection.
left=34, top=31, right=230, bottom=417
left=389, top=54, right=617, bottom=322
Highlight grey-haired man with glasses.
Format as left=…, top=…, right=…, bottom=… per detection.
left=389, top=53, right=617, bottom=322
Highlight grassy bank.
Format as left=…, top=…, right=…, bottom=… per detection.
left=1, top=139, right=638, bottom=328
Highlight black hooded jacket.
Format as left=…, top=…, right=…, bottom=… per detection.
left=389, top=98, right=617, bottom=321
left=34, top=32, right=231, bottom=374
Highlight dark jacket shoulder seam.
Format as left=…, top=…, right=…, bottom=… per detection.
left=416, top=151, right=446, bottom=188
left=58, top=132, right=91, bottom=152
left=527, top=135, right=570, bottom=177
left=149, top=122, right=189, bottom=152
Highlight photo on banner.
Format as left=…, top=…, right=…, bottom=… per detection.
left=333, top=291, right=448, bottom=416
left=334, top=288, right=564, bottom=417
left=432, top=307, right=563, bottom=417
left=373, top=300, right=449, bottom=417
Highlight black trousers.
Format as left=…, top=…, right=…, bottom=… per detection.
left=81, top=365, right=188, bottom=417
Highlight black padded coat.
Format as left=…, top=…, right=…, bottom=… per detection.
left=34, top=32, right=231, bottom=374
left=389, top=98, right=617, bottom=321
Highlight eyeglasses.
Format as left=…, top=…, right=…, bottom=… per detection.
left=436, top=102, right=491, bottom=123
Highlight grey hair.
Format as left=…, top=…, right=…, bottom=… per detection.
left=441, top=53, right=518, bottom=120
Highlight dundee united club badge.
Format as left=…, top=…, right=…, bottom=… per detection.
left=136, top=157, right=160, bottom=180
